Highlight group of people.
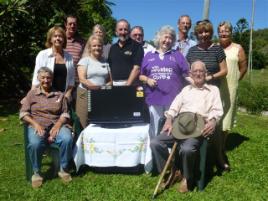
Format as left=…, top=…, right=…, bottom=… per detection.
left=19, top=14, right=247, bottom=191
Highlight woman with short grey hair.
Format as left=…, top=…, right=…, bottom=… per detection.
left=140, top=25, right=190, bottom=138
left=153, top=25, right=176, bottom=49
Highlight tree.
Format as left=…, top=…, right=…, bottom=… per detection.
left=232, top=18, right=250, bottom=55
left=0, top=0, right=116, bottom=98
left=232, top=18, right=267, bottom=69
left=78, top=0, right=116, bottom=42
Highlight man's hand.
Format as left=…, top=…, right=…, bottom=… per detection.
left=201, top=118, right=216, bottom=138
left=161, top=118, right=173, bottom=136
left=33, top=122, right=45, bottom=136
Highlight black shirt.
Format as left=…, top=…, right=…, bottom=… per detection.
left=108, top=38, right=144, bottom=80
left=52, top=63, right=67, bottom=92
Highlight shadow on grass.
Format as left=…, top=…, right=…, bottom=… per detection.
left=225, top=132, right=249, bottom=151
left=77, top=164, right=145, bottom=176
left=203, top=132, right=249, bottom=189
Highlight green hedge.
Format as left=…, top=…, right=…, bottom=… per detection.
left=237, top=81, right=268, bottom=114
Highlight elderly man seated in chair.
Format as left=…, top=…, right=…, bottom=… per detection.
left=20, top=67, right=73, bottom=188
left=150, top=60, right=223, bottom=193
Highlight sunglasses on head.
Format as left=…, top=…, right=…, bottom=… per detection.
left=196, top=19, right=211, bottom=25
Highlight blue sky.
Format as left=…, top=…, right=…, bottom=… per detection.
left=111, top=0, right=268, bottom=41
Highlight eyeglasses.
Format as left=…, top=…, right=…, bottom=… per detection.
left=218, top=30, right=231, bottom=34
left=191, top=69, right=206, bottom=74
left=196, top=19, right=211, bottom=25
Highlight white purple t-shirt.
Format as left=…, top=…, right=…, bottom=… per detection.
left=141, top=49, right=189, bottom=107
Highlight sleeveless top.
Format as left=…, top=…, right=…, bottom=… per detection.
left=220, top=43, right=240, bottom=131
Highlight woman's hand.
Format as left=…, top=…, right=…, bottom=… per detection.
left=205, top=75, right=213, bottom=82
left=64, top=93, right=72, bottom=103
left=33, top=122, right=45, bottom=136
left=48, top=123, right=62, bottom=143
left=147, top=78, right=157, bottom=87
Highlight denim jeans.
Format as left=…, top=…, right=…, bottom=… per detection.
left=27, top=125, right=73, bottom=173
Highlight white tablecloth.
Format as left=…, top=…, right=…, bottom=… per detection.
left=73, top=123, right=152, bottom=172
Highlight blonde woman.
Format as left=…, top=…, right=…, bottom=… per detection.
left=32, top=26, right=75, bottom=101
left=218, top=21, right=247, bottom=163
left=76, top=35, right=112, bottom=128
left=82, top=24, right=111, bottom=60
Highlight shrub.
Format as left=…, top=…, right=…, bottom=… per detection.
left=238, top=81, right=268, bottom=114
left=252, top=50, right=267, bottom=69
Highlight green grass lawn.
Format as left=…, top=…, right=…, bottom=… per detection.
left=242, top=68, right=268, bottom=87
left=0, top=102, right=268, bottom=201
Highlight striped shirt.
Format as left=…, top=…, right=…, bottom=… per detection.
left=20, top=87, right=70, bottom=128
left=186, top=44, right=226, bottom=75
left=65, top=36, right=85, bottom=66
left=65, top=36, right=85, bottom=81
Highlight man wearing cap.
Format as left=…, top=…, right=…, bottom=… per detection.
left=150, top=60, right=223, bottom=193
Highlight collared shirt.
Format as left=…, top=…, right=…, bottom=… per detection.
left=143, top=42, right=155, bottom=56
left=20, top=87, right=70, bottom=128
left=141, top=49, right=189, bottom=107
left=165, top=84, right=223, bottom=122
left=108, top=38, right=144, bottom=80
left=32, top=48, right=75, bottom=92
left=173, top=38, right=197, bottom=57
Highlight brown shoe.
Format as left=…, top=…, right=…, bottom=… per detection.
left=160, top=170, right=171, bottom=189
left=58, top=171, right=72, bottom=183
left=31, top=174, right=43, bottom=188
left=178, top=178, right=189, bottom=193
left=161, top=169, right=183, bottom=189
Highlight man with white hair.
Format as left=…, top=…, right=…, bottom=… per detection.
left=150, top=60, right=223, bottom=193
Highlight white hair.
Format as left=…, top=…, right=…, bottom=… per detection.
left=153, top=25, right=176, bottom=49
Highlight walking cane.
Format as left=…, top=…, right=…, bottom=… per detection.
left=152, top=141, right=178, bottom=199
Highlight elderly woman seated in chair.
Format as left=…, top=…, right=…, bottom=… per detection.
left=20, top=67, right=73, bottom=188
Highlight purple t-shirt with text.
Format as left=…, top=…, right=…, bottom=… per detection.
left=141, top=50, right=189, bottom=106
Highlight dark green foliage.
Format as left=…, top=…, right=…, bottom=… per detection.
left=0, top=0, right=116, bottom=99
left=251, top=50, right=267, bottom=69
left=232, top=18, right=268, bottom=69
left=238, top=81, right=268, bottom=114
